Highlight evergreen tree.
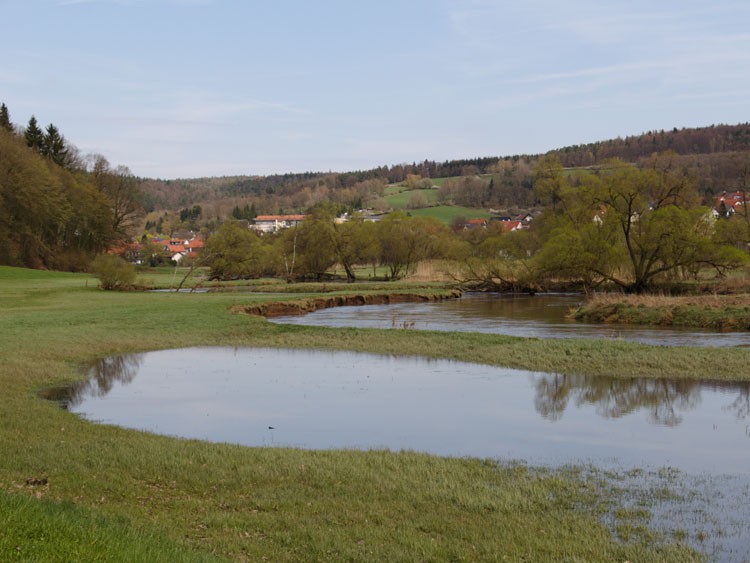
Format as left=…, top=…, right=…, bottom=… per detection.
left=0, top=103, right=12, bottom=133
left=42, top=123, right=68, bottom=167
left=24, top=116, right=44, bottom=151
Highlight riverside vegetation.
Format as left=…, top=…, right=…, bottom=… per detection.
left=574, top=291, right=750, bottom=330
left=7, top=266, right=749, bottom=561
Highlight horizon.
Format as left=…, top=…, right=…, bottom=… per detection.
left=3, top=1, right=749, bottom=180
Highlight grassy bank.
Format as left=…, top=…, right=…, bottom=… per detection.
left=574, top=292, right=750, bottom=330
left=5, top=266, right=744, bottom=560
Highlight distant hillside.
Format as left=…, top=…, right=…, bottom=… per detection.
left=548, top=123, right=750, bottom=195
left=550, top=123, right=750, bottom=165
left=139, top=156, right=526, bottom=214
left=141, top=123, right=750, bottom=218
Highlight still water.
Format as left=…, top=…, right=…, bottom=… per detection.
left=270, top=293, right=750, bottom=348
left=66, top=347, right=750, bottom=475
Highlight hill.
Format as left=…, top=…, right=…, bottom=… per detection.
left=140, top=123, right=750, bottom=223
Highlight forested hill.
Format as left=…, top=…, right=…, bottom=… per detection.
left=549, top=123, right=750, bottom=166
left=0, top=108, right=143, bottom=271
left=141, top=123, right=750, bottom=214
left=139, top=156, right=511, bottom=212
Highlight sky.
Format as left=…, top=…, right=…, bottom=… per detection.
left=2, top=0, right=749, bottom=179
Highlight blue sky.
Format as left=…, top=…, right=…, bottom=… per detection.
left=2, top=0, right=749, bottom=179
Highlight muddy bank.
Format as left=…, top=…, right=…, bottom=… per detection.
left=232, top=290, right=462, bottom=317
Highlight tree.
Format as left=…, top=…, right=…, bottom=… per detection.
left=287, top=211, right=338, bottom=280
left=532, top=155, right=567, bottom=210
left=0, top=128, right=114, bottom=269
left=535, top=156, right=746, bottom=292
left=377, top=213, right=451, bottom=280
left=89, top=155, right=144, bottom=239
left=456, top=229, right=541, bottom=291
left=0, top=103, right=13, bottom=133
left=24, top=116, right=44, bottom=151
left=204, top=221, right=268, bottom=279
left=42, top=123, right=68, bottom=167
left=90, top=254, right=136, bottom=290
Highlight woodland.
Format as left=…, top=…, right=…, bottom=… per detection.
left=1, top=101, right=749, bottom=292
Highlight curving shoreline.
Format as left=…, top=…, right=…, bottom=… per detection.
left=231, top=289, right=462, bottom=317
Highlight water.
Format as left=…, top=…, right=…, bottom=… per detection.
left=270, top=293, right=750, bottom=348
left=65, top=347, right=750, bottom=474
left=60, top=347, right=750, bottom=561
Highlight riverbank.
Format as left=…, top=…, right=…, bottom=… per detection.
left=3, top=266, right=741, bottom=560
left=232, top=289, right=462, bottom=317
left=574, top=292, right=750, bottom=330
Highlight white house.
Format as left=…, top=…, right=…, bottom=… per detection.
left=252, top=215, right=306, bottom=234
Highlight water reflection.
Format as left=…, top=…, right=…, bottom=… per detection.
left=49, top=347, right=750, bottom=475
left=534, top=374, right=707, bottom=426
left=68, top=352, right=750, bottom=428
left=64, top=354, right=143, bottom=408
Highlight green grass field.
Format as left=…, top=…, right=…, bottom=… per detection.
left=407, top=205, right=493, bottom=223
left=4, top=265, right=744, bottom=560
left=383, top=187, right=440, bottom=209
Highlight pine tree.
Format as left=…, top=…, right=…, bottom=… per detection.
left=24, top=116, right=44, bottom=150
left=0, top=103, right=12, bottom=133
left=42, top=123, right=68, bottom=167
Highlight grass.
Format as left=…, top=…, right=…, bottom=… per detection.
left=3, top=265, right=740, bottom=560
left=407, top=205, right=493, bottom=224
left=575, top=292, right=750, bottom=330
left=383, top=187, right=440, bottom=209
left=0, top=490, right=217, bottom=562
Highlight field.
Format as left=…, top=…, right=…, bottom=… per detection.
left=406, top=205, right=493, bottom=223
left=382, top=183, right=492, bottom=224
left=6, top=265, right=750, bottom=560
left=382, top=186, right=440, bottom=209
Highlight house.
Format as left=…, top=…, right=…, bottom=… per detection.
left=499, top=220, right=523, bottom=232
left=515, top=213, right=534, bottom=224
left=715, top=191, right=747, bottom=218
left=465, top=218, right=487, bottom=229
left=252, top=215, right=306, bottom=234
left=155, top=236, right=205, bottom=262
left=165, top=241, right=187, bottom=262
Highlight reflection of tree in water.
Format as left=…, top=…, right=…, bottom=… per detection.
left=67, top=354, right=143, bottom=407
left=721, top=385, right=750, bottom=420
left=534, top=374, right=750, bottom=426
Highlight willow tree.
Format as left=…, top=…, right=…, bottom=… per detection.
left=377, top=213, right=454, bottom=280
left=535, top=154, right=747, bottom=292
left=297, top=204, right=380, bottom=282
left=204, top=221, right=268, bottom=280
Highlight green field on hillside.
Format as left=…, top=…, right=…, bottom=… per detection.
left=383, top=187, right=440, bottom=208
left=407, top=205, right=493, bottom=224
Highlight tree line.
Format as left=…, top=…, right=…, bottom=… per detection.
left=202, top=153, right=749, bottom=293
left=0, top=102, right=145, bottom=270
left=141, top=124, right=750, bottom=225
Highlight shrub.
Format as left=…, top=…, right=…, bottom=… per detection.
left=90, top=254, right=137, bottom=290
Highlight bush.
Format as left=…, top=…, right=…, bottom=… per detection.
left=90, top=254, right=137, bottom=290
